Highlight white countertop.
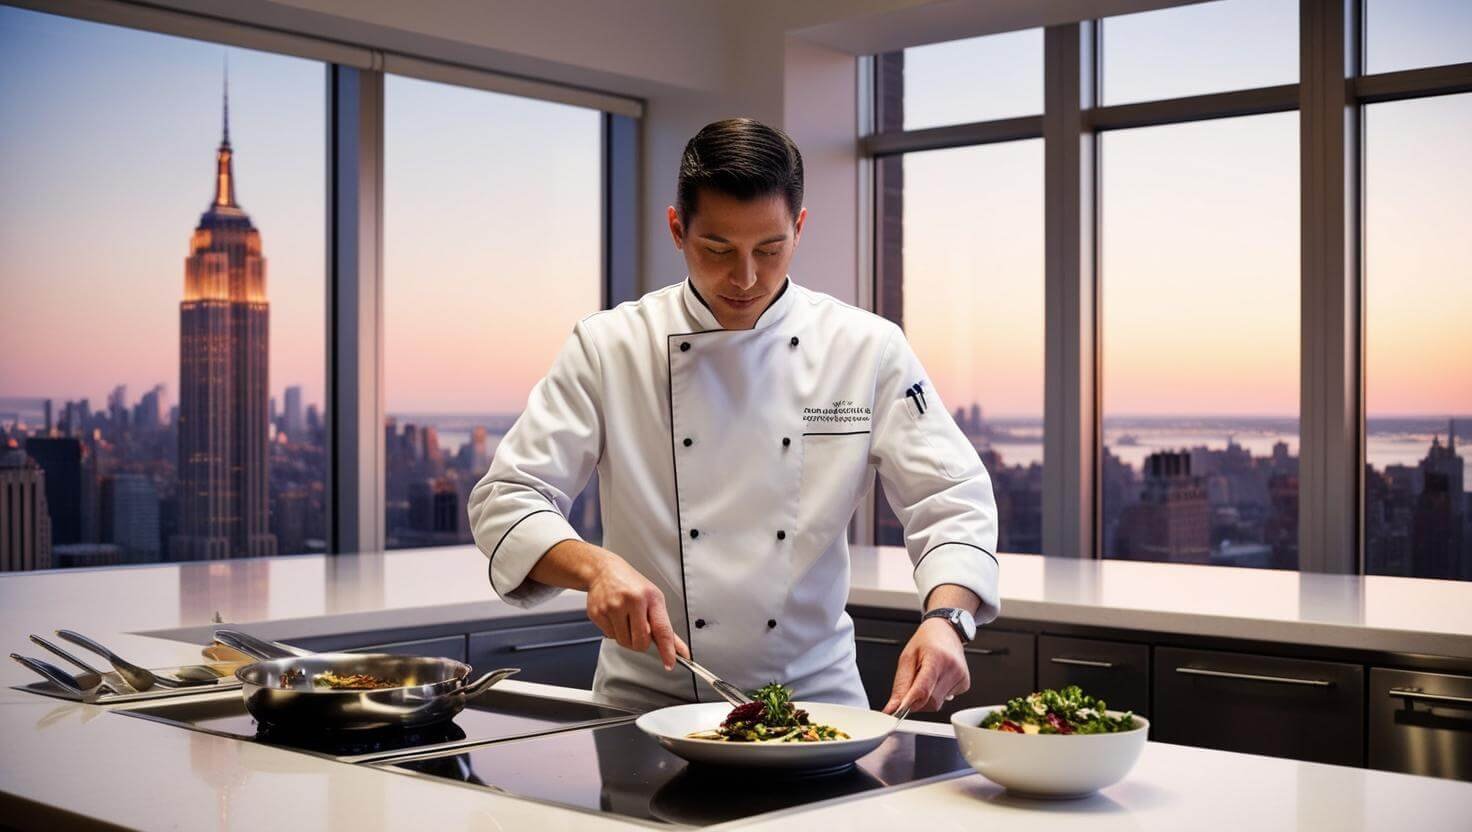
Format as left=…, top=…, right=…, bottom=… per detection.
left=2, top=544, right=1468, bottom=673
left=2, top=545, right=1471, bottom=830
left=852, top=548, right=1472, bottom=658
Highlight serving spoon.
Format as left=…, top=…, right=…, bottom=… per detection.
left=29, top=635, right=112, bottom=692
left=9, top=653, right=114, bottom=701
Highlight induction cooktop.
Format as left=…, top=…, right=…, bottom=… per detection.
left=113, top=687, right=636, bottom=763
left=381, top=720, right=973, bottom=827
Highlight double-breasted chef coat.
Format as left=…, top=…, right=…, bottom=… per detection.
left=467, top=276, right=1000, bottom=711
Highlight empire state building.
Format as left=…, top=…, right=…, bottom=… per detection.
left=171, top=76, right=276, bottom=560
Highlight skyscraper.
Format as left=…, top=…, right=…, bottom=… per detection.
left=1114, top=451, right=1211, bottom=563
left=284, top=385, right=304, bottom=441
left=101, top=473, right=161, bottom=563
left=0, top=442, right=52, bottom=571
left=172, top=70, right=276, bottom=560
left=23, top=437, right=82, bottom=545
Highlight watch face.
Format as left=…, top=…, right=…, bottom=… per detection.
left=952, top=609, right=977, bottom=641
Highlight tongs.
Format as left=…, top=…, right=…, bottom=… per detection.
left=674, top=655, right=754, bottom=707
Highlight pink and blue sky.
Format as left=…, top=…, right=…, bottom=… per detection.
left=1, top=0, right=1468, bottom=423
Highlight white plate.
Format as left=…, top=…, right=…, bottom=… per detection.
left=635, top=701, right=898, bottom=770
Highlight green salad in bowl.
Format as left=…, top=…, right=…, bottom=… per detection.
left=979, top=685, right=1136, bottom=735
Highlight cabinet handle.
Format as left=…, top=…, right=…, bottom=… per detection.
left=1389, top=688, right=1472, bottom=708
left=857, top=635, right=1005, bottom=657
left=965, top=647, right=1007, bottom=656
left=1175, top=666, right=1333, bottom=688
left=1050, top=657, right=1115, bottom=669
left=510, top=635, right=604, bottom=652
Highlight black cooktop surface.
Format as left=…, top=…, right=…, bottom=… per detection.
left=385, top=720, right=972, bottom=827
left=115, top=688, right=634, bottom=761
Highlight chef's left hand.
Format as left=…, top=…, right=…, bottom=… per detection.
left=882, top=617, right=970, bottom=714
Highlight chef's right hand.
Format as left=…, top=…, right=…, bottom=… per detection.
left=585, top=548, right=690, bottom=671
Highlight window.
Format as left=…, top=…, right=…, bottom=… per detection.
left=1100, top=113, right=1300, bottom=570
left=1363, top=93, right=1472, bottom=580
left=899, top=29, right=1043, bottom=130
left=382, top=75, right=603, bottom=550
left=0, top=7, right=326, bottom=570
left=874, top=142, right=1045, bottom=553
left=1365, top=0, right=1472, bottom=74
left=1102, top=0, right=1298, bottom=105
left=872, top=28, right=1045, bottom=553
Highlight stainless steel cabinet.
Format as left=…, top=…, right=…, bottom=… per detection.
left=1369, top=668, right=1472, bottom=782
left=1154, top=646, right=1364, bottom=766
left=468, top=620, right=604, bottom=689
left=1037, top=635, right=1150, bottom=716
left=852, top=617, right=1034, bottom=723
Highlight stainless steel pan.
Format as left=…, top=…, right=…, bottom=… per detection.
left=215, top=629, right=518, bottom=732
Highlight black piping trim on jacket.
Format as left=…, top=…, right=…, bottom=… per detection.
left=486, top=508, right=560, bottom=597
left=911, top=540, right=1000, bottom=575
left=667, top=329, right=722, bottom=699
left=801, top=430, right=871, bottom=437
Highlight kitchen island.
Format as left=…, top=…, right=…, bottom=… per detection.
left=2, top=546, right=1470, bottom=830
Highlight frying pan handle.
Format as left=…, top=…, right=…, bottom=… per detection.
left=213, top=629, right=310, bottom=660
left=462, top=667, right=520, bottom=699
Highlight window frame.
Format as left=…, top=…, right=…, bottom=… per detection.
left=862, top=0, right=1472, bottom=574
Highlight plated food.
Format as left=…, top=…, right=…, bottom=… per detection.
left=638, top=697, right=895, bottom=770
left=685, top=683, right=851, bottom=743
left=979, top=685, right=1134, bottom=734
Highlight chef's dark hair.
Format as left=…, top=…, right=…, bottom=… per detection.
left=677, top=118, right=804, bottom=226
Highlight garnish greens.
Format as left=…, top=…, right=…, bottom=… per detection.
left=686, top=682, right=851, bottom=742
left=979, top=685, right=1135, bottom=734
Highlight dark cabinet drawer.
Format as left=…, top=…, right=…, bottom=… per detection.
left=1154, top=646, right=1364, bottom=766
left=354, top=634, right=467, bottom=662
left=1369, top=668, right=1472, bottom=782
left=291, top=633, right=467, bottom=662
left=469, top=620, right=604, bottom=690
left=853, top=617, right=1034, bottom=723
left=1038, top=635, right=1150, bottom=716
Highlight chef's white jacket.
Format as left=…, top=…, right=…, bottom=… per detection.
left=467, top=276, right=999, bottom=711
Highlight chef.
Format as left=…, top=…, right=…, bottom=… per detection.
left=468, top=117, right=999, bottom=715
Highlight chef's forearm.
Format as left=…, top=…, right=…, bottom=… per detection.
left=528, top=538, right=619, bottom=592
left=923, top=583, right=982, bottom=616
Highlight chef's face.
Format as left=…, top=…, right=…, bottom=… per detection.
left=668, top=190, right=806, bottom=330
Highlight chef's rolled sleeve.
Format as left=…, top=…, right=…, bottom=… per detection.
left=870, top=325, right=1001, bottom=624
left=467, top=320, right=604, bottom=608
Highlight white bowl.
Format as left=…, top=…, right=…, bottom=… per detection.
left=635, top=701, right=897, bottom=770
left=951, top=705, right=1149, bottom=798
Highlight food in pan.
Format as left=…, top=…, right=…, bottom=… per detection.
left=686, top=682, right=850, bottom=742
left=980, top=685, right=1135, bottom=734
left=311, top=670, right=400, bottom=690
left=278, top=667, right=306, bottom=689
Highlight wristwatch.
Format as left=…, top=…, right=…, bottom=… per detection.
left=923, top=607, right=977, bottom=644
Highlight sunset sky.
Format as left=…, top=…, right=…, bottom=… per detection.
left=1, top=1, right=1468, bottom=424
